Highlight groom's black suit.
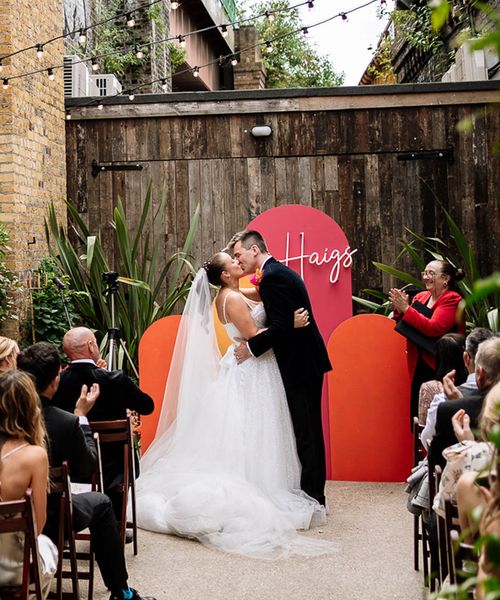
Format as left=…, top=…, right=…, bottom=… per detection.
left=247, top=257, right=332, bottom=505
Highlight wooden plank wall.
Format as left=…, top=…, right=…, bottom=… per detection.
left=65, top=94, right=500, bottom=300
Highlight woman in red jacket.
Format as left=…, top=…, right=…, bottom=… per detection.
left=389, top=260, right=466, bottom=419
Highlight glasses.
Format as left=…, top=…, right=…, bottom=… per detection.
left=421, top=270, right=443, bottom=278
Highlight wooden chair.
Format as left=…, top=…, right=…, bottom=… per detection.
left=412, top=417, right=428, bottom=576
left=0, top=489, right=43, bottom=600
left=433, top=465, right=449, bottom=588
left=89, top=417, right=138, bottom=555
left=48, top=461, right=95, bottom=600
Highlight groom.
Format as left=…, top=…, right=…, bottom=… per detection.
left=229, top=230, right=332, bottom=507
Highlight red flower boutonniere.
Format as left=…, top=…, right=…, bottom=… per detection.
left=250, top=268, right=263, bottom=287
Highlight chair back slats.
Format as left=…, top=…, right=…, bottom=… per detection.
left=0, top=489, right=43, bottom=599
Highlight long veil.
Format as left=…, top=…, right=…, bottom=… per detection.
left=140, top=269, right=221, bottom=472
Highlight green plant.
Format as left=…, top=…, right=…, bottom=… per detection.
left=0, top=222, right=19, bottom=326
left=45, top=182, right=200, bottom=370
left=21, top=257, right=80, bottom=347
left=354, top=206, right=499, bottom=332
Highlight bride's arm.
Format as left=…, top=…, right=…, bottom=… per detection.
left=224, top=293, right=260, bottom=340
left=240, top=287, right=261, bottom=302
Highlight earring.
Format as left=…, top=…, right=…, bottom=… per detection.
left=443, top=281, right=448, bottom=287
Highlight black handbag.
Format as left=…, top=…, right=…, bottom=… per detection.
left=394, top=301, right=439, bottom=355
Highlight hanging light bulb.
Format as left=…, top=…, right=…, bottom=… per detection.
left=341, top=12, right=348, bottom=21
left=264, top=10, right=274, bottom=22
left=230, top=55, right=238, bottom=66
left=171, top=1, right=179, bottom=8
left=177, top=35, right=186, bottom=48
left=2, top=78, right=9, bottom=90
left=126, top=13, right=135, bottom=27
left=78, top=29, right=87, bottom=44
left=307, top=0, right=314, bottom=9
left=193, top=66, right=200, bottom=77
left=91, top=57, right=99, bottom=71
left=66, top=111, right=72, bottom=120
left=128, top=93, right=135, bottom=100
left=302, top=27, right=309, bottom=37
left=220, top=25, right=228, bottom=37
left=47, top=68, right=55, bottom=80
left=97, top=103, right=103, bottom=110
left=161, top=78, right=168, bottom=91
left=36, top=44, right=44, bottom=59
left=135, top=46, right=144, bottom=59
left=265, top=41, right=273, bottom=53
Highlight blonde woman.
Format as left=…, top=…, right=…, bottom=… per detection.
left=0, top=369, right=57, bottom=598
left=0, top=337, right=19, bottom=372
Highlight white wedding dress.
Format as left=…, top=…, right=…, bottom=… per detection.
left=135, top=270, right=333, bottom=559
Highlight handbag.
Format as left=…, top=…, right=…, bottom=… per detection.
left=395, top=300, right=439, bottom=355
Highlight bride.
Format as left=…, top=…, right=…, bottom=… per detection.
left=135, top=252, right=334, bottom=559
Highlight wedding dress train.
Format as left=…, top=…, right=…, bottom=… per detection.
left=135, top=271, right=334, bottom=559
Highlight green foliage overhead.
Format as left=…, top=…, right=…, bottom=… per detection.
left=240, top=0, right=344, bottom=88
left=45, top=182, right=200, bottom=370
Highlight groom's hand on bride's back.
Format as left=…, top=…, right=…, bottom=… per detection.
left=234, top=342, right=252, bottom=365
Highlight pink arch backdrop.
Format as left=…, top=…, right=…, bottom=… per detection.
left=139, top=205, right=414, bottom=481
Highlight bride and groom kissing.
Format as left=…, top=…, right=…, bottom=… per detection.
left=135, top=230, right=334, bottom=558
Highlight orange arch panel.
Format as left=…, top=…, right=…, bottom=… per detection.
left=138, top=315, right=181, bottom=453
left=327, top=314, right=414, bottom=481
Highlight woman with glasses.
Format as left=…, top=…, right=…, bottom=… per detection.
left=389, top=260, right=466, bottom=419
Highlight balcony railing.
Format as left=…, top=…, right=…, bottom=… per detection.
left=220, top=0, right=237, bottom=23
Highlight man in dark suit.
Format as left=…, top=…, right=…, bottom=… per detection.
left=53, top=327, right=154, bottom=512
left=230, top=230, right=332, bottom=507
left=18, top=342, right=155, bottom=600
left=428, top=334, right=500, bottom=471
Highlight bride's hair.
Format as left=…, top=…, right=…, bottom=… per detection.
left=203, top=252, right=229, bottom=286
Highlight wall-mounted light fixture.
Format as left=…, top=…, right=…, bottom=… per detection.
left=250, top=125, right=272, bottom=138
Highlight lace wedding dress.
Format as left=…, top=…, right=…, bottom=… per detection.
left=135, top=270, right=333, bottom=559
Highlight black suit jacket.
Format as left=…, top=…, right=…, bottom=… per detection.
left=247, top=258, right=332, bottom=388
left=40, top=396, right=97, bottom=541
left=53, top=362, right=154, bottom=421
left=428, top=384, right=487, bottom=470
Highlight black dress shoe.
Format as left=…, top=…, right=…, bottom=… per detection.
left=109, top=589, right=156, bottom=600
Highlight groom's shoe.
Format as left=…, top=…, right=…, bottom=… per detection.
left=109, top=589, right=156, bottom=600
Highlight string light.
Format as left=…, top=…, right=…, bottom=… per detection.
left=78, top=29, right=87, bottom=44
left=2, top=78, right=9, bottom=90
left=65, top=111, right=72, bottom=120
left=177, top=34, right=186, bottom=48
left=302, top=27, right=309, bottom=37
left=265, top=41, right=273, bottom=53
left=91, top=57, right=99, bottom=71
left=220, top=25, right=228, bottom=37
left=128, top=93, right=135, bottom=100
left=36, top=44, right=44, bottom=59
left=192, top=66, right=200, bottom=77
left=135, top=46, right=144, bottom=59
left=340, top=12, right=348, bottom=21
left=97, top=103, right=103, bottom=110
left=264, top=10, right=274, bottom=22
left=230, top=55, right=239, bottom=66
left=47, top=68, right=55, bottom=80
left=307, top=0, right=314, bottom=8
left=126, top=13, right=135, bottom=27
left=171, top=1, right=179, bottom=8
left=161, top=78, right=168, bottom=90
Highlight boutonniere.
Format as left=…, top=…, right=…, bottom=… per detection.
left=250, top=268, right=263, bottom=287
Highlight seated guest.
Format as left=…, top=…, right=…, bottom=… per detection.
left=0, top=370, right=57, bottom=598
left=390, top=260, right=465, bottom=419
left=0, top=337, right=19, bottom=373
left=428, top=336, right=500, bottom=472
left=53, top=327, right=154, bottom=516
left=433, top=381, right=500, bottom=519
left=421, top=328, right=496, bottom=449
left=17, top=342, right=156, bottom=600
left=418, top=332, right=467, bottom=425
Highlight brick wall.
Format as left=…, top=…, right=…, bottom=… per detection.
left=0, top=0, right=67, bottom=276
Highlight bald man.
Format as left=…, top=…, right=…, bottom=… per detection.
left=53, top=327, right=154, bottom=517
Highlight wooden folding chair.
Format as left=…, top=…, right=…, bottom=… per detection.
left=0, top=489, right=43, bottom=600
left=48, top=461, right=95, bottom=600
left=89, top=417, right=138, bottom=555
left=433, top=465, right=449, bottom=588
left=412, top=417, right=428, bottom=575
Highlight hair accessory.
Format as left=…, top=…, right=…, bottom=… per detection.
left=202, top=260, right=210, bottom=272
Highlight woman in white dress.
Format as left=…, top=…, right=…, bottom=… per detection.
left=135, top=252, right=334, bottom=559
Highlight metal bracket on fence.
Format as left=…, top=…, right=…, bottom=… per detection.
left=91, top=160, right=144, bottom=178
left=396, top=146, right=454, bottom=164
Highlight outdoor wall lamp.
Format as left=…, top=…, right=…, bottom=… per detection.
left=250, top=125, right=272, bottom=138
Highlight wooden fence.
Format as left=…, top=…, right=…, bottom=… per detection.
left=66, top=82, right=500, bottom=298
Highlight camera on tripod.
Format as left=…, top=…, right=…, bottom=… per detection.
left=103, top=271, right=119, bottom=292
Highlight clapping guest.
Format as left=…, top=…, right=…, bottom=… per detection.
left=389, top=260, right=465, bottom=419
left=418, top=333, right=467, bottom=425
left=0, top=337, right=19, bottom=372
left=0, top=370, right=57, bottom=598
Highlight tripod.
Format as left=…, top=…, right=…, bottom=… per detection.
left=102, top=272, right=139, bottom=379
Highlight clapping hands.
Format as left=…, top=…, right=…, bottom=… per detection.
left=443, top=369, right=463, bottom=400
left=388, top=288, right=410, bottom=314
left=74, top=383, right=100, bottom=417
left=452, top=408, right=474, bottom=442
